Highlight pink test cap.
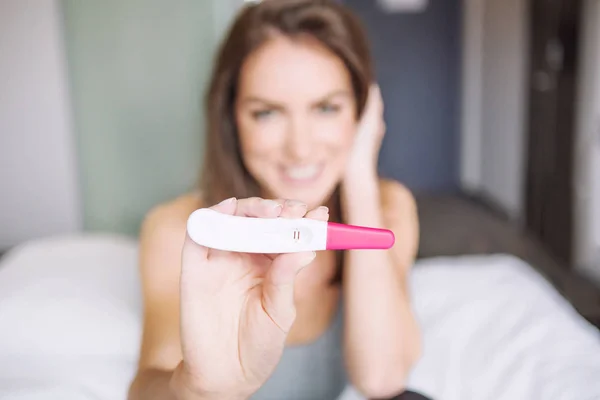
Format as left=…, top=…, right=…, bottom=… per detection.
left=325, top=222, right=395, bottom=250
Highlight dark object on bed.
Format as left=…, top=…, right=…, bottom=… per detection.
left=415, top=192, right=600, bottom=329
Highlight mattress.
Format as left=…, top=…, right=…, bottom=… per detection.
left=0, top=235, right=599, bottom=400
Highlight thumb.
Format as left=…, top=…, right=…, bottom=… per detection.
left=181, top=233, right=208, bottom=271
left=180, top=233, right=211, bottom=295
left=180, top=196, right=237, bottom=279
left=261, top=251, right=316, bottom=333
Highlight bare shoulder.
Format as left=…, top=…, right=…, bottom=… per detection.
left=378, top=178, right=417, bottom=220
left=135, top=193, right=204, bottom=371
left=377, top=178, right=419, bottom=265
left=141, top=193, right=203, bottom=240
left=138, top=192, right=203, bottom=283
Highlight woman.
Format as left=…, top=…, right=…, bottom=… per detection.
left=128, top=1, right=422, bottom=399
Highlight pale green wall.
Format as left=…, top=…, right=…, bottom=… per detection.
left=61, top=0, right=219, bottom=236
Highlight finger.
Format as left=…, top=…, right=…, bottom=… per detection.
left=369, top=83, right=384, bottom=114
left=279, top=199, right=308, bottom=219
left=186, top=196, right=236, bottom=260
left=234, top=197, right=283, bottom=218
left=261, top=251, right=316, bottom=332
left=180, top=232, right=209, bottom=278
left=304, top=206, right=329, bottom=222
left=184, top=193, right=228, bottom=265
left=181, top=231, right=240, bottom=295
left=208, top=196, right=238, bottom=215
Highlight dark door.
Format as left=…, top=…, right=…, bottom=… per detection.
left=525, top=0, right=582, bottom=267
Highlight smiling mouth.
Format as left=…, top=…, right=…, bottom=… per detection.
left=279, top=163, right=324, bottom=184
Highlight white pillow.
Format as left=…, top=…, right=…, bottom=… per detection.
left=0, top=234, right=142, bottom=359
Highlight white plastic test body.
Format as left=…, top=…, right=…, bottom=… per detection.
left=186, top=208, right=395, bottom=253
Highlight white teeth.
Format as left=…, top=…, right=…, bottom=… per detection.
left=284, top=165, right=320, bottom=180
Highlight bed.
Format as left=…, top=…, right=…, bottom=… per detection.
left=1, top=229, right=599, bottom=400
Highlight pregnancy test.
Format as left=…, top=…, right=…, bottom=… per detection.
left=186, top=208, right=395, bottom=253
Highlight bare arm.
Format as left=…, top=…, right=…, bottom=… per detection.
left=341, top=177, right=422, bottom=398
left=128, top=369, right=178, bottom=400
left=128, top=198, right=198, bottom=400
left=128, top=196, right=316, bottom=400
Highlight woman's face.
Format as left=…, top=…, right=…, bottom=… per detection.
left=235, top=35, right=358, bottom=208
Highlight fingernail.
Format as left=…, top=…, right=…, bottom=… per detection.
left=317, top=206, right=329, bottom=214
left=265, top=199, right=283, bottom=210
left=218, top=197, right=236, bottom=205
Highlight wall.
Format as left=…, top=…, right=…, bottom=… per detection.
left=461, top=0, right=529, bottom=220
left=61, top=0, right=218, bottom=236
left=463, top=0, right=600, bottom=277
left=0, top=0, right=81, bottom=249
left=480, top=0, right=529, bottom=219
left=343, top=0, right=462, bottom=192
left=460, top=0, right=529, bottom=220
left=212, top=0, right=245, bottom=40
left=460, top=0, right=484, bottom=192
left=574, top=0, right=600, bottom=281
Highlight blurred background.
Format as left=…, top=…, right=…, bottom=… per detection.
left=1, top=1, right=600, bottom=398
left=1, top=0, right=599, bottom=321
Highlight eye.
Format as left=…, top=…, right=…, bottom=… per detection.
left=316, top=103, right=340, bottom=114
left=251, top=109, right=276, bottom=120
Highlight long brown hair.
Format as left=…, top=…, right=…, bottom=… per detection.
left=199, top=0, right=375, bottom=282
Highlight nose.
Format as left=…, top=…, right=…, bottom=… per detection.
left=284, top=115, right=313, bottom=161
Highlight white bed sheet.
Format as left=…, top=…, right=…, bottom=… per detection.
left=0, top=235, right=599, bottom=400
left=341, top=254, right=600, bottom=400
left=0, top=235, right=141, bottom=400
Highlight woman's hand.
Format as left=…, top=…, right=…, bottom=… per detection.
left=170, top=197, right=328, bottom=400
left=344, top=83, right=386, bottom=187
